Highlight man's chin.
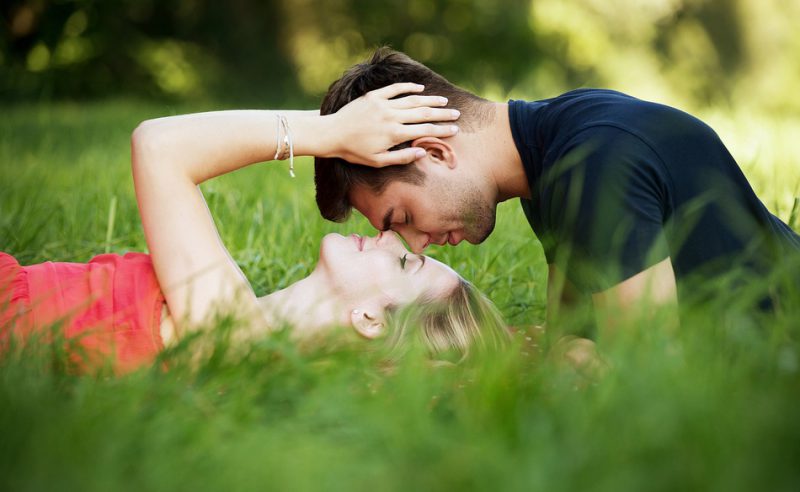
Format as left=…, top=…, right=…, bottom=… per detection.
left=466, top=223, right=495, bottom=245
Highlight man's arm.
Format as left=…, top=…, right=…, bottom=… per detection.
left=545, top=259, right=676, bottom=381
left=591, top=257, right=678, bottom=339
left=544, top=266, right=606, bottom=382
left=546, top=264, right=589, bottom=325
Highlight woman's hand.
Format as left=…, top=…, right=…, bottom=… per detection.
left=326, top=83, right=461, bottom=167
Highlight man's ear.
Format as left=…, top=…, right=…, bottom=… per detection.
left=349, top=307, right=387, bottom=339
left=411, top=137, right=457, bottom=170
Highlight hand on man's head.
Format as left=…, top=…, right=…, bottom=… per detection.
left=329, top=83, right=460, bottom=168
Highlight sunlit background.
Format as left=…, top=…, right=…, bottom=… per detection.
left=2, top=5, right=800, bottom=489
left=3, top=0, right=799, bottom=213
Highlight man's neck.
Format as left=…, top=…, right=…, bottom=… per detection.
left=461, top=102, right=530, bottom=202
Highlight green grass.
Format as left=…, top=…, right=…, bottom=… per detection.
left=1, top=100, right=799, bottom=492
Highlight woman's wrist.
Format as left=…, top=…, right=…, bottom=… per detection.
left=288, top=111, right=339, bottom=159
left=313, top=113, right=341, bottom=158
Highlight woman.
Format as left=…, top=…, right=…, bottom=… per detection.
left=0, top=83, right=508, bottom=373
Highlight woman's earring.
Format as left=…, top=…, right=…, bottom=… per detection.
left=352, top=309, right=360, bottom=315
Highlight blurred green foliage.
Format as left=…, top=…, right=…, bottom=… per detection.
left=2, top=0, right=799, bottom=111
left=1, top=0, right=538, bottom=104
left=2, top=0, right=294, bottom=102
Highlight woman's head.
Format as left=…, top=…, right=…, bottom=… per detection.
left=382, top=277, right=509, bottom=362
left=317, top=230, right=459, bottom=310
left=314, top=231, right=509, bottom=359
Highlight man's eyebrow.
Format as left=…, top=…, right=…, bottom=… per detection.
left=381, top=207, right=394, bottom=231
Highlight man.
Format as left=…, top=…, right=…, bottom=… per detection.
left=314, top=48, right=800, bottom=331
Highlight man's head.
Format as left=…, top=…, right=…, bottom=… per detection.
left=314, top=48, right=499, bottom=253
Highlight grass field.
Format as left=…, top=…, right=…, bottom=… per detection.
left=1, top=99, right=799, bottom=491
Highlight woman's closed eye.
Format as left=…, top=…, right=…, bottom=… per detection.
left=399, top=253, right=425, bottom=273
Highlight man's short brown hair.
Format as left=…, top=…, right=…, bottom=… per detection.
left=314, top=47, right=487, bottom=222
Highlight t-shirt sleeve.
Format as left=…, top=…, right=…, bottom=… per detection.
left=539, top=126, right=671, bottom=292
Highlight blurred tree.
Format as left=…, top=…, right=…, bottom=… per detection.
left=1, top=0, right=799, bottom=116
left=282, top=0, right=542, bottom=99
left=1, top=0, right=298, bottom=104
left=1, top=0, right=543, bottom=103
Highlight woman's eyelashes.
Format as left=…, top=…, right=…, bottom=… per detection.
left=399, top=254, right=425, bottom=273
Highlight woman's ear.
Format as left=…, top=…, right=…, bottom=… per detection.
left=350, top=308, right=386, bottom=339
left=411, top=137, right=457, bottom=170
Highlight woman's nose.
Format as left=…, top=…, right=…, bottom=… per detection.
left=376, top=230, right=400, bottom=247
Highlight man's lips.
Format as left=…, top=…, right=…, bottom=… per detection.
left=420, top=231, right=460, bottom=249
left=430, top=232, right=456, bottom=247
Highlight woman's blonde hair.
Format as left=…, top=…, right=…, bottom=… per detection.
left=382, top=278, right=510, bottom=363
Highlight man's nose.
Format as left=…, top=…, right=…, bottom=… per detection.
left=409, top=241, right=426, bottom=254
left=395, top=228, right=428, bottom=254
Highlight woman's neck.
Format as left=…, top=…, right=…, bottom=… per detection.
left=256, top=270, right=348, bottom=338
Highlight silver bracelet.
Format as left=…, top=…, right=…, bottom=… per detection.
left=273, top=114, right=283, bottom=161
left=273, top=114, right=295, bottom=178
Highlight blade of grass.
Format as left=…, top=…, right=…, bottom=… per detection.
left=104, top=195, right=117, bottom=254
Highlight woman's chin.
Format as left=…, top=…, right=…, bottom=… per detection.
left=318, top=232, right=352, bottom=263
left=319, top=232, right=344, bottom=250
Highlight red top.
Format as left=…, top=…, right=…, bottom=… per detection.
left=1, top=252, right=165, bottom=373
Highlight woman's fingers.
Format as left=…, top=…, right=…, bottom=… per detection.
left=399, top=123, right=459, bottom=141
left=333, top=83, right=459, bottom=167
left=398, top=106, right=461, bottom=123
left=370, top=82, right=425, bottom=99
left=371, top=147, right=427, bottom=167
left=391, top=95, right=449, bottom=109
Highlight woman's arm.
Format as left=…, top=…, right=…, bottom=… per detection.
left=131, top=83, right=459, bottom=334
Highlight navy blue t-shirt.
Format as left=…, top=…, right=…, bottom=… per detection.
left=509, top=89, right=800, bottom=295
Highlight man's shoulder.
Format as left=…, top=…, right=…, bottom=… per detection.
left=509, top=89, right=647, bottom=145
left=515, top=88, right=638, bottom=107
left=514, top=88, right=705, bottom=160
left=515, top=88, right=686, bottom=124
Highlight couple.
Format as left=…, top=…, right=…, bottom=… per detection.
left=3, top=48, right=798, bottom=372
left=317, top=49, right=799, bottom=324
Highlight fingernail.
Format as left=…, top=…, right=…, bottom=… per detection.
left=450, top=125, right=459, bottom=134
left=415, top=149, right=426, bottom=158
left=451, top=109, right=461, bottom=118
left=440, top=97, right=448, bottom=104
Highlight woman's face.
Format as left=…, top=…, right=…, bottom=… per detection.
left=317, top=231, right=461, bottom=308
